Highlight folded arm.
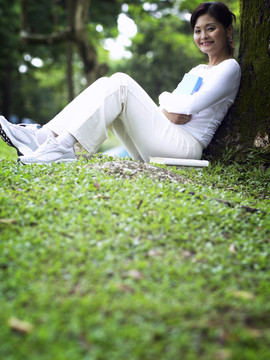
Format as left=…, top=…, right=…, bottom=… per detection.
left=159, top=61, right=241, bottom=115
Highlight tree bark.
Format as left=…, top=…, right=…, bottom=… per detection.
left=206, top=0, right=270, bottom=161
left=66, top=0, right=75, bottom=102
left=73, top=0, right=99, bottom=84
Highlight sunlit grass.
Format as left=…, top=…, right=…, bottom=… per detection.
left=0, top=141, right=17, bottom=160
left=0, top=154, right=269, bottom=360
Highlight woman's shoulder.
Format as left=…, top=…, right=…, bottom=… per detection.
left=189, top=59, right=241, bottom=80
left=206, top=59, right=241, bottom=78
left=190, top=59, right=240, bottom=71
left=219, top=58, right=240, bottom=70
left=218, top=59, right=241, bottom=79
left=194, top=59, right=240, bottom=70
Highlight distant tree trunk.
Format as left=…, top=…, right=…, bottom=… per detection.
left=66, top=0, right=75, bottom=101
left=20, top=0, right=101, bottom=85
left=66, top=42, right=74, bottom=102
left=70, top=0, right=99, bottom=84
left=206, top=0, right=270, bottom=161
left=0, top=64, right=12, bottom=119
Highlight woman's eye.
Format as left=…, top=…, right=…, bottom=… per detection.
left=194, top=29, right=200, bottom=34
left=207, top=27, right=215, bottom=31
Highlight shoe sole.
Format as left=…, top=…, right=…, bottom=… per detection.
left=18, top=158, right=77, bottom=165
left=0, top=123, right=23, bottom=156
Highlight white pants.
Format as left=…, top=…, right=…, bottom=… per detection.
left=46, top=73, right=203, bottom=162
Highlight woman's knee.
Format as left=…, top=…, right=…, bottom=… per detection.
left=109, top=72, right=132, bottom=84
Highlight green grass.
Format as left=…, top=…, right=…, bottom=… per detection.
left=0, top=141, right=269, bottom=360
left=0, top=140, right=17, bottom=160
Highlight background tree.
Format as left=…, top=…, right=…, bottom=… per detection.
left=113, top=3, right=205, bottom=102
left=0, top=0, right=129, bottom=122
left=2, top=0, right=269, bottom=161
left=20, top=0, right=121, bottom=84
left=0, top=0, right=20, bottom=119
left=204, top=0, right=270, bottom=160
left=1, top=0, right=176, bottom=123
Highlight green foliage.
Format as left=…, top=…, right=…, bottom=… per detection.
left=0, top=0, right=20, bottom=64
left=0, top=0, right=21, bottom=114
left=0, top=0, right=240, bottom=123
left=0, top=154, right=269, bottom=359
left=11, top=64, right=66, bottom=123
left=90, top=0, right=123, bottom=32
left=0, top=0, right=126, bottom=122
left=113, top=11, right=205, bottom=101
left=0, top=139, right=17, bottom=160
left=23, top=0, right=60, bottom=34
left=180, top=0, right=239, bottom=15
left=111, top=0, right=240, bottom=101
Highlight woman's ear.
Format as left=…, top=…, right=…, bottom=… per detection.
left=226, top=25, right=233, bottom=38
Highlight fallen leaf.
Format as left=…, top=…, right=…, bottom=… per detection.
left=8, top=317, right=33, bottom=334
left=93, top=182, right=100, bottom=189
left=116, top=284, right=134, bottom=293
left=230, top=290, right=255, bottom=300
left=214, top=349, right=232, bottom=360
left=0, top=218, right=16, bottom=224
left=147, top=249, right=162, bottom=257
left=247, top=327, right=263, bottom=338
left=147, top=210, right=158, bottom=216
left=125, top=269, right=144, bottom=280
left=229, top=243, right=237, bottom=254
left=181, top=250, right=192, bottom=258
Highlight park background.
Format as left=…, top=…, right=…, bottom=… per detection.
left=1, top=0, right=269, bottom=159
left=0, top=1, right=269, bottom=360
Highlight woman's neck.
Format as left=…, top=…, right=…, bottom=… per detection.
left=208, top=54, right=231, bottom=67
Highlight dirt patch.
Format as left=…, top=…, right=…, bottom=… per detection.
left=80, top=156, right=191, bottom=184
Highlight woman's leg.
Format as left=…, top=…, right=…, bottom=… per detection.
left=46, top=72, right=202, bottom=162
left=107, top=118, right=143, bottom=161
left=45, top=74, right=149, bottom=156
left=16, top=72, right=202, bottom=163
left=45, top=77, right=110, bottom=153
left=107, top=74, right=203, bottom=162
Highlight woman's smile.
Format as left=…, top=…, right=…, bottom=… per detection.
left=200, top=41, right=214, bottom=46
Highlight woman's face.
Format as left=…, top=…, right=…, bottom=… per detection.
left=193, top=13, right=232, bottom=59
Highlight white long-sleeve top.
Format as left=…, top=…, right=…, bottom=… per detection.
left=158, top=59, right=241, bottom=148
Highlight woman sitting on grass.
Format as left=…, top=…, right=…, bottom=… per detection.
left=0, top=1, right=241, bottom=165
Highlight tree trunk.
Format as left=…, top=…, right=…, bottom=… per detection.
left=71, top=0, right=99, bottom=84
left=0, top=64, right=12, bottom=119
left=66, top=0, right=75, bottom=101
left=66, top=42, right=74, bottom=102
left=206, top=0, right=270, bottom=161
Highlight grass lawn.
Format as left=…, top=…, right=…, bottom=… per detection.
left=0, top=141, right=269, bottom=360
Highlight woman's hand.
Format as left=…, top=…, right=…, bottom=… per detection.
left=162, top=109, right=192, bottom=124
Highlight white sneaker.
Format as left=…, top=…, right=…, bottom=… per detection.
left=0, top=116, right=39, bottom=156
left=19, top=137, right=76, bottom=165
